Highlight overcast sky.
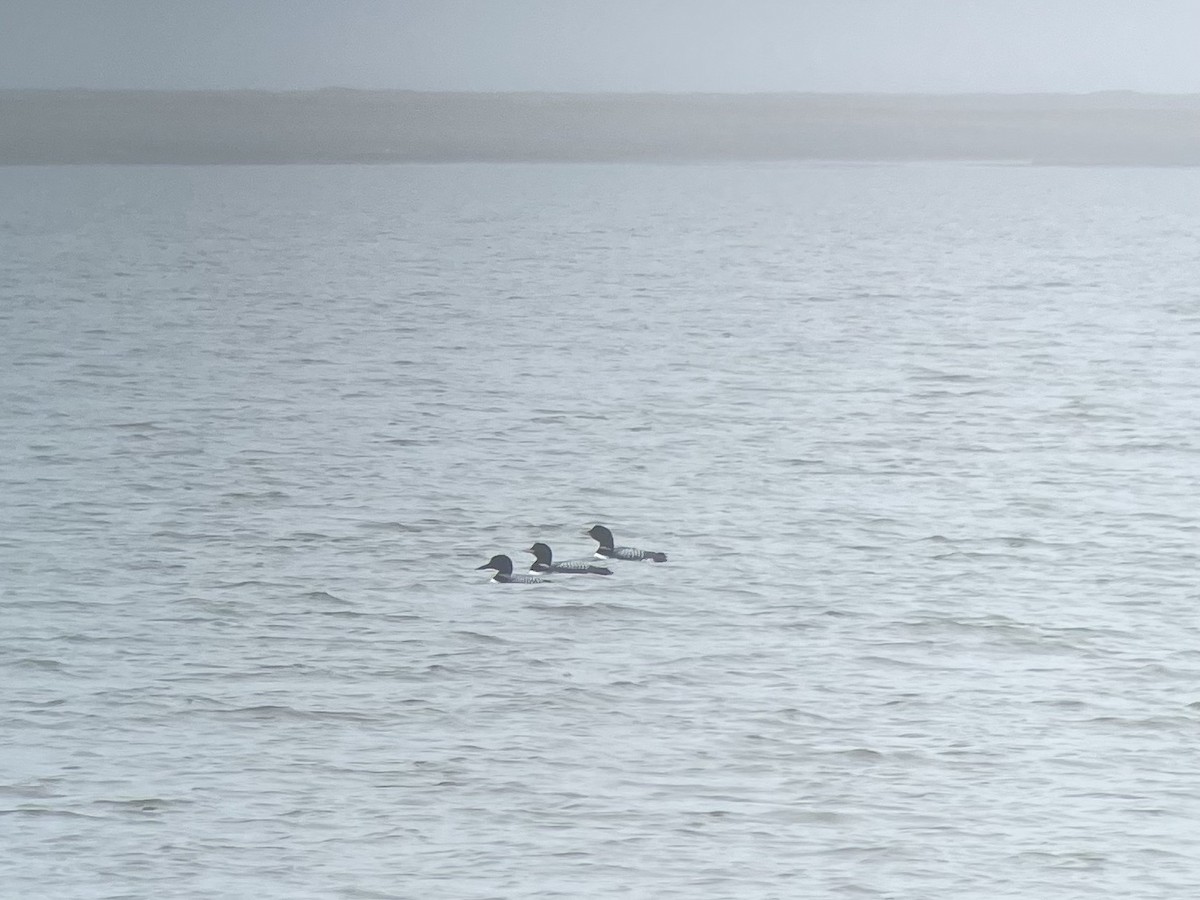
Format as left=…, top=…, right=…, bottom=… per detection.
left=3, top=0, right=1200, bottom=93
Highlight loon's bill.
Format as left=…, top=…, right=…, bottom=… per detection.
left=585, top=524, right=667, bottom=563
left=477, top=553, right=551, bottom=584
left=526, top=542, right=612, bottom=576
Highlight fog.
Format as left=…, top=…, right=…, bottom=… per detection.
left=5, top=90, right=1200, bottom=166
left=5, top=1, right=1200, bottom=165
left=5, top=0, right=1200, bottom=94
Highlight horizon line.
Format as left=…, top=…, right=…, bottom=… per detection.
left=2, top=86, right=1198, bottom=98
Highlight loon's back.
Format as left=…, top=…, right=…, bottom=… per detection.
left=545, top=559, right=613, bottom=575
left=527, top=541, right=612, bottom=575
left=495, top=572, right=551, bottom=584
left=478, top=553, right=551, bottom=584
left=587, top=524, right=668, bottom=563
left=598, top=546, right=668, bottom=563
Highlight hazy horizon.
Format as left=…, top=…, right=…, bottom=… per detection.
left=13, top=86, right=1200, bottom=98
left=5, top=1, right=1200, bottom=94
left=5, top=89, right=1200, bottom=166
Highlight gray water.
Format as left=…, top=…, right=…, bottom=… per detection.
left=3, top=162, right=1200, bottom=899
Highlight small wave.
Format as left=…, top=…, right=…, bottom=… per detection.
left=452, top=630, right=510, bottom=644
left=91, top=797, right=173, bottom=812
left=779, top=456, right=831, bottom=468
left=907, top=367, right=980, bottom=383
left=0, top=807, right=105, bottom=820
left=357, top=521, right=425, bottom=533
left=304, top=590, right=352, bottom=606
left=857, top=653, right=955, bottom=671
left=109, top=421, right=164, bottom=431
left=831, top=748, right=886, bottom=762
left=314, top=608, right=367, bottom=619
left=210, top=705, right=376, bottom=723
left=9, top=697, right=67, bottom=709
left=340, top=889, right=414, bottom=900
left=525, top=601, right=662, bottom=617
left=212, top=579, right=289, bottom=590
left=222, top=490, right=290, bottom=501
left=1085, top=714, right=1191, bottom=731
left=2, top=657, right=68, bottom=672
left=931, top=550, right=1001, bottom=560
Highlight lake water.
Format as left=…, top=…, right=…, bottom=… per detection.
left=4, top=162, right=1200, bottom=898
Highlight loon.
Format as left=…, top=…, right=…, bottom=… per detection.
left=526, top=542, right=612, bottom=576
left=477, top=554, right=550, bottom=584
left=585, top=525, right=668, bottom=562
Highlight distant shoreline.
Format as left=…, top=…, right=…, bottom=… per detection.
left=4, top=89, right=1200, bottom=165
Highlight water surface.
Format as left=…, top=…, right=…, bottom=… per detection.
left=3, top=163, right=1200, bottom=898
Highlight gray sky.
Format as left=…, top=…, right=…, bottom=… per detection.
left=3, top=0, right=1200, bottom=93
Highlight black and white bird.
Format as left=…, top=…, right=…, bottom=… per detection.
left=477, top=554, right=551, bottom=584
left=526, top=542, right=612, bottom=576
left=585, top=524, right=667, bottom=562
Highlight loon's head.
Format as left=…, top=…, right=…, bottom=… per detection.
left=586, top=524, right=614, bottom=549
left=526, top=542, right=553, bottom=565
left=476, top=554, right=514, bottom=576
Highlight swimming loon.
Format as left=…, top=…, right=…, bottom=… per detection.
left=477, top=554, right=551, bottom=584
left=585, top=525, right=667, bottom=562
left=526, top=542, right=612, bottom=576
